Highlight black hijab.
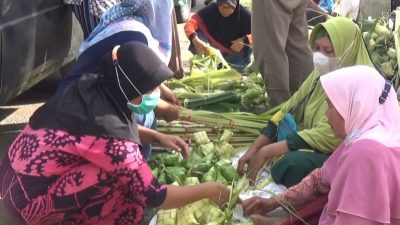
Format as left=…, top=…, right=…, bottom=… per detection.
left=29, top=41, right=173, bottom=143
left=198, top=0, right=251, bottom=49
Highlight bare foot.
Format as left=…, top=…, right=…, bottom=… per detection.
left=249, top=215, right=286, bottom=225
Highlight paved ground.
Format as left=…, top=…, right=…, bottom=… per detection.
left=0, top=1, right=203, bottom=224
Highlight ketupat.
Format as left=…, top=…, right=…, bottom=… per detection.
left=375, top=23, right=391, bottom=38
left=192, top=199, right=214, bottom=223
left=215, top=159, right=231, bottom=167
left=152, top=167, right=159, bottom=177
left=218, top=164, right=238, bottom=183
left=156, top=209, right=177, bottom=225
left=177, top=199, right=226, bottom=225
left=382, top=61, right=395, bottom=77
left=190, top=161, right=214, bottom=178
left=388, top=48, right=397, bottom=59
left=167, top=54, right=268, bottom=112
left=215, top=159, right=238, bottom=183
left=176, top=205, right=199, bottom=225
left=162, top=153, right=182, bottom=167
left=200, top=142, right=215, bottom=156
left=216, top=169, right=229, bottom=185
left=219, top=130, right=234, bottom=142
left=184, top=177, right=200, bottom=185
left=201, top=166, right=217, bottom=182
left=215, top=141, right=235, bottom=158
left=185, top=151, right=203, bottom=169
left=193, top=131, right=211, bottom=145
left=194, top=199, right=226, bottom=224
left=203, top=207, right=226, bottom=224
left=204, top=151, right=216, bottom=162
left=247, top=73, right=264, bottom=86
left=158, top=170, right=167, bottom=184
left=165, top=167, right=187, bottom=185
left=360, top=16, right=399, bottom=81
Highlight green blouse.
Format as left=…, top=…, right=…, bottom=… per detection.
left=263, top=17, right=374, bottom=153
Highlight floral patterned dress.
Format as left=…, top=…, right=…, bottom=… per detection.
left=0, top=125, right=166, bottom=225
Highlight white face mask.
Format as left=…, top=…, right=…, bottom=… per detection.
left=313, top=52, right=339, bottom=75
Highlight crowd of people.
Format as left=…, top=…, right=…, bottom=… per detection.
left=0, top=0, right=399, bottom=225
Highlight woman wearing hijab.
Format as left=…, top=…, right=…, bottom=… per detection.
left=242, top=65, right=400, bottom=225
left=237, top=17, right=375, bottom=188
left=60, top=0, right=175, bottom=91
left=61, top=0, right=180, bottom=106
left=64, top=0, right=185, bottom=77
left=184, top=0, right=252, bottom=73
left=59, top=0, right=183, bottom=160
left=0, top=42, right=231, bottom=225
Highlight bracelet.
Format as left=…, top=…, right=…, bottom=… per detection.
left=189, top=33, right=198, bottom=42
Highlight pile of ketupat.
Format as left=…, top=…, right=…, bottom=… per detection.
left=149, top=130, right=238, bottom=186
left=166, top=47, right=268, bottom=112
left=361, top=13, right=400, bottom=89
left=150, top=130, right=254, bottom=225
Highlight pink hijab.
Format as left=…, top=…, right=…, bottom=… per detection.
left=319, top=65, right=400, bottom=224
left=320, top=65, right=400, bottom=147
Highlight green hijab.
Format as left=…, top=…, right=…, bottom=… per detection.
left=280, top=17, right=374, bottom=153
left=310, top=17, right=374, bottom=68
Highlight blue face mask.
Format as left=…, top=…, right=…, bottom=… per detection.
left=112, top=49, right=160, bottom=115
left=127, top=90, right=160, bottom=114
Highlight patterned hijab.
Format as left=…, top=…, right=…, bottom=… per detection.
left=79, top=0, right=173, bottom=64
left=64, top=0, right=120, bottom=17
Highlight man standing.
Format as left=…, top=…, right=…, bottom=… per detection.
left=252, top=0, right=314, bottom=107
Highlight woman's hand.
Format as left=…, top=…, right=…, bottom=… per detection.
left=242, top=196, right=280, bottom=216
left=156, top=133, right=189, bottom=159
left=160, top=84, right=181, bottom=106
left=161, top=182, right=235, bottom=209
left=208, top=182, right=235, bottom=207
left=237, top=135, right=273, bottom=176
left=246, top=146, right=271, bottom=183
left=237, top=148, right=257, bottom=176
left=192, top=36, right=209, bottom=55
left=155, top=99, right=182, bottom=122
left=231, top=38, right=244, bottom=53
left=158, top=104, right=181, bottom=122
left=162, top=105, right=181, bottom=122
left=247, top=141, right=289, bottom=183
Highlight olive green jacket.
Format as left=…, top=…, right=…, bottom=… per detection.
left=273, top=17, right=374, bottom=153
